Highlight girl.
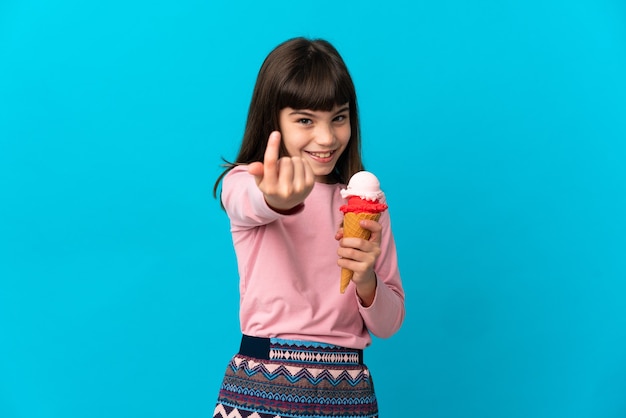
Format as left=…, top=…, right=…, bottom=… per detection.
left=212, top=37, right=405, bottom=418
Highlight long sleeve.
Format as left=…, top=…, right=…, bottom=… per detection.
left=221, top=165, right=405, bottom=349
left=357, top=208, right=405, bottom=338
left=222, top=166, right=284, bottom=229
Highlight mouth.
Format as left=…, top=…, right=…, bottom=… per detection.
left=305, top=150, right=336, bottom=163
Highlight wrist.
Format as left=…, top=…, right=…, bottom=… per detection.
left=356, top=274, right=377, bottom=307
left=267, top=201, right=305, bottom=215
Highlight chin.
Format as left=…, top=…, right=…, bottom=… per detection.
left=314, top=168, right=334, bottom=177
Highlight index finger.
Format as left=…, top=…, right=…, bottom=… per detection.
left=263, top=131, right=281, bottom=181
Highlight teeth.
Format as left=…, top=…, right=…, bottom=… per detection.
left=310, top=151, right=332, bottom=158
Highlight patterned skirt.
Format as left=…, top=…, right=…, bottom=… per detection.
left=213, top=335, right=378, bottom=418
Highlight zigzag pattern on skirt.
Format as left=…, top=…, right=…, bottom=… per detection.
left=214, top=402, right=377, bottom=418
left=229, top=355, right=369, bottom=386
left=221, top=379, right=377, bottom=406
left=214, top=404, right=280, bottom=418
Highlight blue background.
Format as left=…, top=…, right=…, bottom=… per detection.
left=2, top=0, right=626, bottom=417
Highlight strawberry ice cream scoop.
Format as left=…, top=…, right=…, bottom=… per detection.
left=340, top=196, right=388, bottom=214
left=340, top=171, right=388, bottom=214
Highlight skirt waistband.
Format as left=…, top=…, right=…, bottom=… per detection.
left=239, top=335, right=364, bottom=365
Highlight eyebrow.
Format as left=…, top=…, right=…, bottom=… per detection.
left=333, top=106, right=350, bottom=115
left=289, top=106, right=350, bottom=117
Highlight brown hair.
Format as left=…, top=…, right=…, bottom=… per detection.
left=213, top=37, right=364, bottom=199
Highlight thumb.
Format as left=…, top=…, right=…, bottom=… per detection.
left=248, top=161, right=264, bottom=184
left=361, top=219, right=382, bottom=244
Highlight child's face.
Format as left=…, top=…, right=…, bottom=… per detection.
left=278, top=103, right=351, bottom=183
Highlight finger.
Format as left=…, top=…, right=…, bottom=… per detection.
left=337, top=246, right=357, bottom=261
left=337, top=256, right=353, bottom=270
left=337, top=245, right=378, bottom=272
left=248, top=162, right=264, bottom=184
left=337, top=248, right=367, bottom=269
left=302, top=158, right=315, bottom=187
left=291, top=157, right=305, bottom=191
left=359, top=219, right=382, bottom=243
left=276, top=156, right=294, bottom=189
left=263, top=131, right=281, bottom=183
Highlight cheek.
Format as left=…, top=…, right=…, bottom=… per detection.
left=339, top=125, right=352, bottom=144
left=281, top=130, right=305, bottom=155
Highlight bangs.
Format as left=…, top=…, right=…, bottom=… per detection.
left=277, top=58, right=353, bottom=111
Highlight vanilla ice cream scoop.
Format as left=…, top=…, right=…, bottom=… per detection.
left=340, top=171, right=385, bottom=202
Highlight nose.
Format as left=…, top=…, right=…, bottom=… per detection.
left=316, top=123, right=335, bottom=146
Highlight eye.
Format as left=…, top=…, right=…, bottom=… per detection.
left=298, top=118, right=313, bottom=125
left=334, top=114, right=349, bottom=123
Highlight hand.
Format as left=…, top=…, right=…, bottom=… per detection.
left=248, top=131, right=315, bottom=212
left=336, top=219, right=382, bottom=306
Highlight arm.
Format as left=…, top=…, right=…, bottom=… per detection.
left=222, top=167, right=286, bottom=228
left=223, top=131, right=314, bottom=228
left=359, top=211, right=405, bottom=338
left=336, top=210, right=405, bottom=338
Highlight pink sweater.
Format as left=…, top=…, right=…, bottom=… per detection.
left=222, top=166, right=405, bottom=349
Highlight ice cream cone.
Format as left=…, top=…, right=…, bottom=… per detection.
left=340, top=211, right=381, bottom=293
left=339, top=171, right=388, bottom=294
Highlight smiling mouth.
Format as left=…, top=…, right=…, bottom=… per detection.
left=306, top=150, right=336, bottom=159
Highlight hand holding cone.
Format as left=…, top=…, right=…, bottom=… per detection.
left=340, top=212, right=382, bottom=293
left=339, top=171, right=388, bottom=294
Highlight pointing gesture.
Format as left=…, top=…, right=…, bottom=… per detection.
left=248, top=131, right=315, bottom=212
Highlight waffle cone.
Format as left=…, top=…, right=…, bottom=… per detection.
left=340, top=211, right=381, bottom=293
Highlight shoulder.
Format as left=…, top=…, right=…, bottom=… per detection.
left=223, top=165, right=253, bottom=188
left=221, top=164, right=260, bottom=208
left=224, top=164, right=250, bottom=180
